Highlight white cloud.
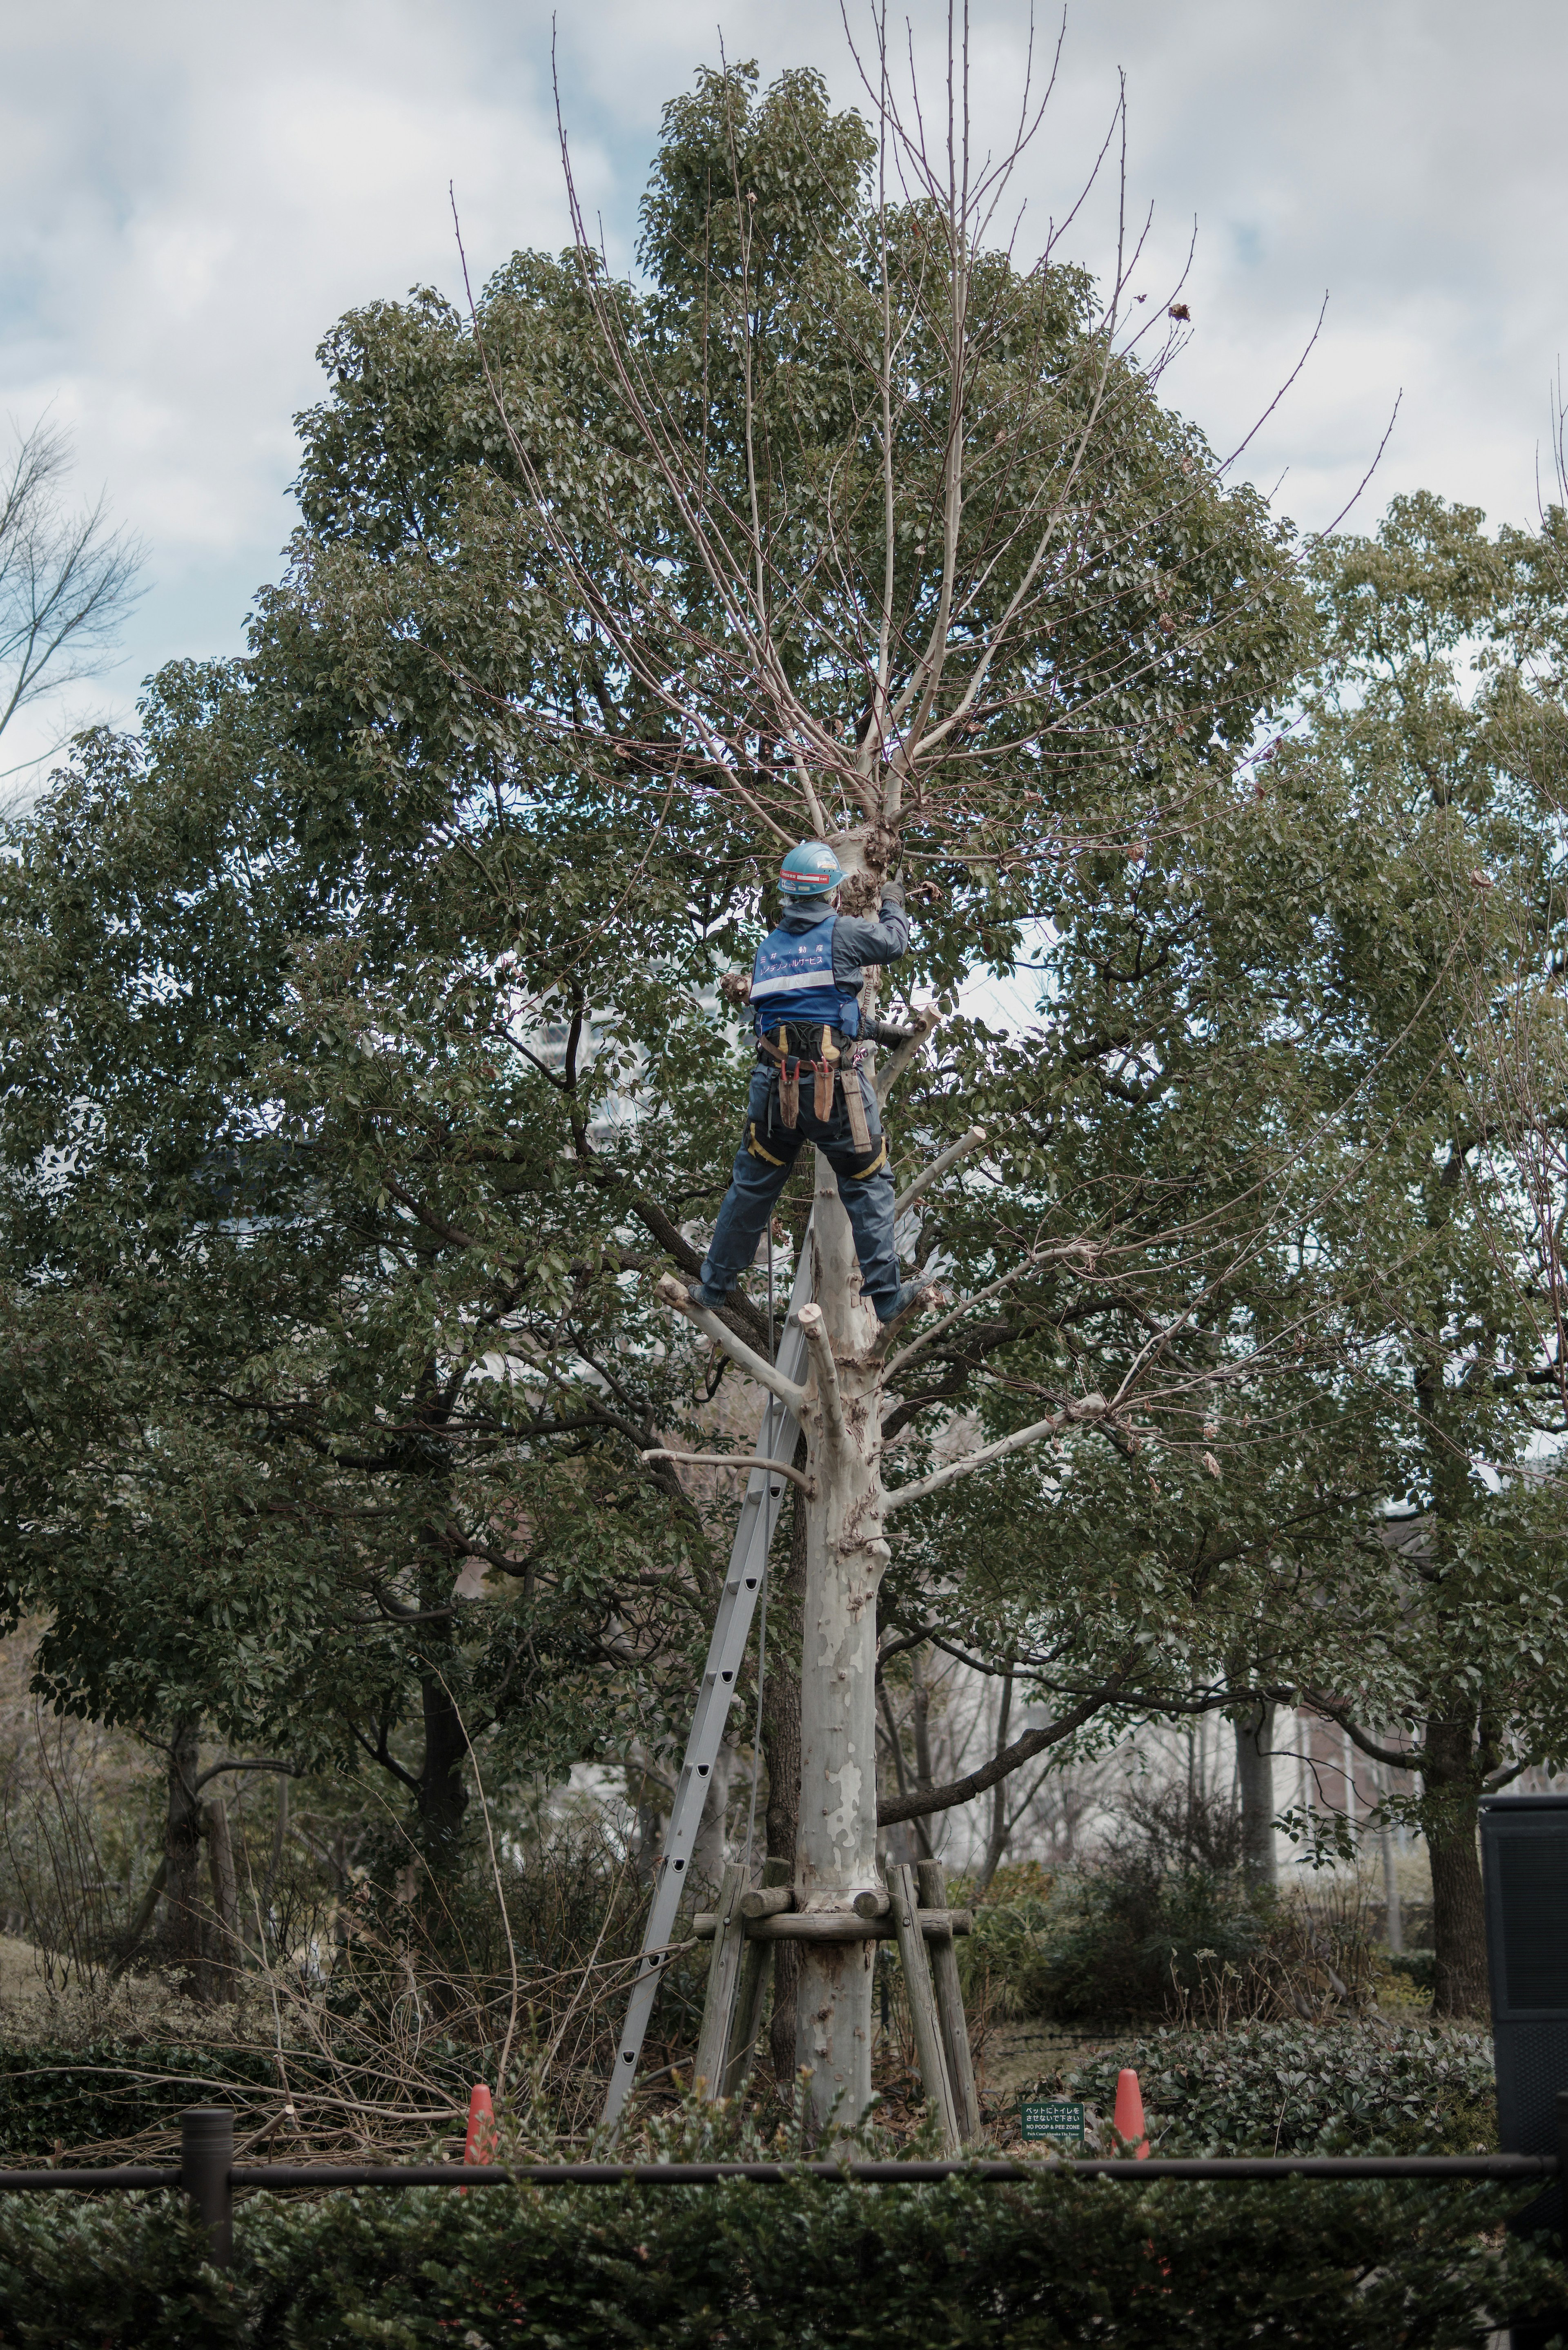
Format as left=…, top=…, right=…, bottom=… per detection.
left=3, top=0, right=1566, bottom=785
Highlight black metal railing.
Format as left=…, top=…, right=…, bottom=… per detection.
left=0, top=2102, right=1559, bottom=2275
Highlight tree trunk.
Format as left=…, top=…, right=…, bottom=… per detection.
left=909, top=1647, right=936, bottom=1862
left=417, top=1664, right=470, bottom=1868
left=693, top=1737, right=740, bottom=1895
left=204, top=1796, right=242, bottom=1999
left=764, top=1460, right=807, bottom=2085
left=626, top=1743, right=666, bottom=1887
left=163, top=1718, right=209, bottom=1999
left=1379, top=1770, right=1404, bottom=1955
left=975, top=1670, right=1015, bottom=1894
left=1235, top=1701, right=1277, bottom=1896
left=415, top=1527, right=469, bottom=1876
left=1423, top=1715, right=1488, bottom=2016
left=792, top=1151, right=886, bottom=2140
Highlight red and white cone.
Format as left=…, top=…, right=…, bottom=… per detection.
left=460, top=2083, right=496, bottom=2191
left=1113, top=2067, right=1149, bottom=2160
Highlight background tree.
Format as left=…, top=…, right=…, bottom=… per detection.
left=0, top=417, right=143, bottom=780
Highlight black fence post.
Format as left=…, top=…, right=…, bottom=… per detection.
left=181, top=2107, right=234, bottom=2269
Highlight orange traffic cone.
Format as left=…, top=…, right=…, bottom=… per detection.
left=1114, top=2066, right=1149, bottom=2159
left=460, top=2083, right=496, bottom=2191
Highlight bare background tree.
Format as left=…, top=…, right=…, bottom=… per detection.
left=0, top=415, right=143, bottom=796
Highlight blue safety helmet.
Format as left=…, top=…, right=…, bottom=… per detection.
left=779, top=840, right=844, bottom=899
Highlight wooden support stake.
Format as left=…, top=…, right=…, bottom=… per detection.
left=692, top=1908, right=972, bottom=1942
left=696, top=1908, right=968, bottom=1946
left=739, top=1885, right=795, bottom=1921
left=724, top=1860, right=788, bottom=2100
left=693, top=1863, right=748, bottom=2101
left=887, top=1861, right=960, bottom=2155
left=917, top=1858, right=980, bottom=2145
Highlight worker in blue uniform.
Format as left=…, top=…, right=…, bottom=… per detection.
left=692, top=840, right=924, bottom=1325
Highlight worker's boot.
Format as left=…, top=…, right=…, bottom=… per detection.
left=688, top=1278, right=731, bottom=1312
left=875, top=1282, right=932, bottom=1327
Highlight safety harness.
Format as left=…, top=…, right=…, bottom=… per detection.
left=756, top=1021, right=878, bottom=1161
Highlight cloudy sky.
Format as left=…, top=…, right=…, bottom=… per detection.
left=4, top=0, right=1565, bottom=785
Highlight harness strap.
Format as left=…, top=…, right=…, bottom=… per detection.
left=746, top=1119, right=788, bottom=1167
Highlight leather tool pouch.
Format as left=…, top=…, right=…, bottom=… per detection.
left=843, top=1069, right=873, bottom=1156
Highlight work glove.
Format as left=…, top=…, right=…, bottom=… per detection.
left=879, top=876, right=906, bottom=910
left=864, top=1015, right=920, bottom=1047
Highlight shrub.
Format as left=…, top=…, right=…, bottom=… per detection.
left=0, top=2167, right=1561, bottom=2347
left=1067, top=2021, right=1499, bottom=2155
left=0, top=2040, right=282, bottom=2156
left=962, top=1859, right=1270, bottom=2022
left=963, top=1859, right=1380, bottom=2027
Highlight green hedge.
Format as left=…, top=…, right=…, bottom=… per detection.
left=0, top=2173, right=1562, bottom=2347
left=1068, top=2023, right=1499, bottom=2156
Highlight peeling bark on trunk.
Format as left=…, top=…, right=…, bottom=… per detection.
left=793, top=1156, right=886, bottom=2138
left=163, top=1718, right=209, bottom=2000
left=1235, top=1702, right=1277, bottom=1897
left=693, top=1737, right=741, bottom=1895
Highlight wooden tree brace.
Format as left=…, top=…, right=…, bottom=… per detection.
left=723, top=1859, right=788, bottom=2099
left=917, top=1857, right=980, bottom=2145
left=887, top=1860, right=961, bottom=2156
left=692, top=1863, right=748, bottom=2102
left=739, top=1885, right=796, bottom=1920
left=692, top=1906, right=972, bottom=1942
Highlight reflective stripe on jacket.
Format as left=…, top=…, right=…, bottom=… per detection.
left=751, top=915, right=861, bottom=1039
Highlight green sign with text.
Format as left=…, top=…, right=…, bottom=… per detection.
left=1020, top=2099, right=1085, bottom=2143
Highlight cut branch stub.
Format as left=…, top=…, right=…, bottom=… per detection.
left=882, top=1391, right=1110, bottom=1513
left=874, top=1007, right=941, bottom=1108
left=653, top=1274, right=807, bottom=1414
left=893, top=1126, right=987, bottom=1217
left=797, top=1303, right=848, bottom=1449
left=639, top=1448, right=815, bottom=1496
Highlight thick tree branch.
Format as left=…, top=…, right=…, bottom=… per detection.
left=640, top=1448, right=815, bottom=1496
left=191, top=1757, right=301, bottom=1795
left=654, top=1275, right=806, bottom=1412
left=892, top=1123, right=988, bottom=1216
left=878, top=1682, right=1114, bottom=1824
left=873, top=1006, right=941, bottom=1106
left=1301, top=1694, right=1420, bottom=1774
left=882, top=1389, right=1109, bottom=1512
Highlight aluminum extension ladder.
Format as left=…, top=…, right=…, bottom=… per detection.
left=600, top=1232, right=815, bottom=2128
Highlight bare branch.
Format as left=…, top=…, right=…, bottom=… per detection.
left=882, top=1389, right=1109, bottom=1512
left=639, top=1447, right=815, bottom=1496
left=654, top=1274, right=807, bottom=1413
left=893, top=1124, right=988, bottom=1217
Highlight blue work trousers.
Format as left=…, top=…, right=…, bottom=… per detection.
left=702, top=1061, right=900, bottom=1315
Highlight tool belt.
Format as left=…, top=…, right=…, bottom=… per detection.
left=757, top=1023, right=874, bottom=1154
